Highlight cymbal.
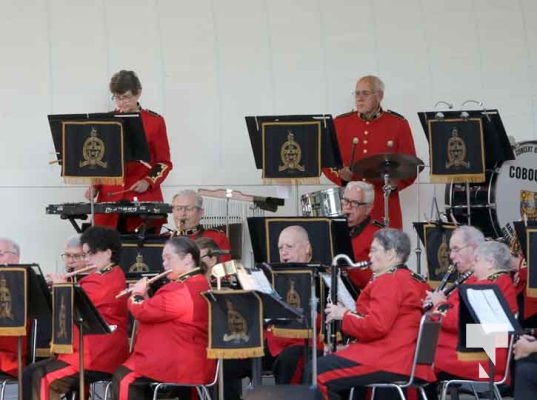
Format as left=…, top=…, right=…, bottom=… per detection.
left=352, top=153, right=424, bottom=182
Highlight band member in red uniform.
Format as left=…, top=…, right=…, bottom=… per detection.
left=341, top=181, right=380, bottom=290
left=112, top=236, right=216, bottom=400
left=314, top=229, right=432, bottom=400
left=323, top=75, right=417, bottom=229
left=23, top=226, right=129, bottom=400
left=86, top=70, right=173, bottom=233
left=0, top=238, right=26, bottom=378
left=426, top=240, right=517, bottom=388
left=170, top=190, right=231, bottom=262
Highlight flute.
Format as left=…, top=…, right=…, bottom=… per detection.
left=47, top=265, right=97, bottom=285
left=115, top=269, right=172, bottom=299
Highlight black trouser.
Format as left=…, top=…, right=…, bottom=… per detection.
left=514, top=357, right=537, bottom=400
left=22, top=358, right=110, bottom=400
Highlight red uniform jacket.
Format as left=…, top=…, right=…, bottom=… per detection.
left=513, top=265, right=537, bottom=320
left=0, top=334, right=28, bottom=377
left=345, top=221, right=380, bottom=290
left=336, top=267, right=435, bottom=382
left=173, top=226, right=232, bottom=262
left=323, top=110, right=417, bottom=229
left=124, top=272, right=216, bottom=384
left=433, top=273, right=518, bottom=380
left=94, top=108, right=173, bottom=231
left=58, top=265, right=129, bottom=373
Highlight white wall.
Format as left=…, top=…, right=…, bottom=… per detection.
left=1, top=0, right=536, bottom=274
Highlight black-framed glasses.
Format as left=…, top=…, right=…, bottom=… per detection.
left=449, top=244, right=471, bottom=254
left=352, top=90, right=376, bottom=97
left=172, top=205, right=200, bottom=212
left=61, top=253, right=83, bottom=261
left=341, top=197, right=369, bottom=208
left=111, top=93, right=136, bottom=102
left=0, top=250, right=16, bottom=257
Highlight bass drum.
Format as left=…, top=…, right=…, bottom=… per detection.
left=445, top=141, right=537, bottom=238
left=301, top=187, right=343, bottom=217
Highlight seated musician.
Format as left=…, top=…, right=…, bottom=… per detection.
left=341, top=181, right=380, bottom=290
left=111, top=236, right=216, bottom=400
left=312, top=228, right=433, bottom=400
left=85, top=70, right=173, bottom=233
left=61, top=235, right=87, bottom=279
left=0, top=238, right=26, bottom=379
left=169, top=189, right=231, bottom=261
left=425, top=239, right=518, bottom=398
left=23, top=226, right=129, bottom=400
left=513, top=326, right=537, bottom=400
left=266, top=225, right=323, bottom=384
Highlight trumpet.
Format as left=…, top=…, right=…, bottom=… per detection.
left=115, top=269, right=173, bottom=299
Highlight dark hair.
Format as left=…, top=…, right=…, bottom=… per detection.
left=373, top=228, right=411, bottom=263
left=80, top=226, right=122, bottom=264
left=196, top=237, right=220, bottom=258
left=165, top=236, right=201, bottom=271
left=109, top=70, right=142, bottom=95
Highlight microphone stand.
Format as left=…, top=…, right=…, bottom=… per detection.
left=382, top=172, right=393, bottom=228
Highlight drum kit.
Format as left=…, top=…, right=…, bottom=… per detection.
left=301, top=152, right=424, bottom=226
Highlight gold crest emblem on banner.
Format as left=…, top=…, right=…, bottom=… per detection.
left=80, top=127, right=108, bottom=168
left=129, top=254, right=150, bottom=273
left=58, top=294, right=67, bottom=339
left=446, top=128, right=470, bottom=169
left=521, top=189, right=537, bottom=219
left=223, top=298, right=249, bottom=342
left=435, top=235, right=450, bottom=276
left=279, top=131, right=305, bottom=172
left=286, top=279, right=301, bottom=308
left=0, top=275, right=13, bottom=320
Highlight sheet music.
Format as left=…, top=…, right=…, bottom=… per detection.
left=320, top=272, right=356, bottom=312
left=466, top=288, right=514, bottom=334
left=236, top=267, right=274, bottom=295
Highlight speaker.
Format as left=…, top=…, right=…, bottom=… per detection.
left=243, top=384, right=318, bottom=400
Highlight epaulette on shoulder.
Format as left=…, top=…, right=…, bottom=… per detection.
left=386, top=109, right=407, bottom=120
left=206, top=227, right=226, bottom=234
left=98, top=264, right=114, bottom=275
left=145, top=109, right=162, bottom=117
left=410, top=271, right=427, bottom=283
left=488, top=271, right=509, bottom=282
left=335, top=110, right=355, bottom=119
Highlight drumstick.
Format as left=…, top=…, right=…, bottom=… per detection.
left=107, top=188, right=133, bottom=197
left=115, top=269, right=173, bottom=299
left=349, top=137, right=359, bottom=171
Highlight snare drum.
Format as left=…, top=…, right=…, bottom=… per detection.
left=301, top=188, right=344, bottom=217
left=445, top=141, right=537, bottom=237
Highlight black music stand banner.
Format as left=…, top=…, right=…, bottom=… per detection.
left=427, top=118, right=485, bottom=183
left=421, top=223, right=456, bottom=288
left=62, top=120, right=124, bottom=184
left=119, top=235, right=166, bottom=281
left=527, top=228, right=537, bottom=298
left=246, top=115, right=342, bottom=184
left=51, top=284, right=74, bottom=354
left=0, top=268, right=27, bottom=336
left=269, top=269, right=315, bottom=339
left=203, top=290, right=264, bottom=359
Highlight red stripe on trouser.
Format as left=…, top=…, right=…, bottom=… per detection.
left=317, top=363, right=379, bottom=400
left=118, top=370, right=143, bottom=400
left=39, top=364, right=78, bottom=400
left=290, top=354, right=304, bottom=384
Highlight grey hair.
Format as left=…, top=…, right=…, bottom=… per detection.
left=65, top=234, right=81, bottom=248
left=0, top=238, right=20, bottom=256
left=475, top=241, right=512, bottom=272
left=373, top=228, right=411, bottom=263
left=454, top=225, right=485, bottom=248
left=345, top=181, right=375, bottom=204
left=172, top=189, right=203, bottom=208
left=359, top=75, right=385, bottom=93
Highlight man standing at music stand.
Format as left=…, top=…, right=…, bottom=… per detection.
left=323, top=75, right=418, bottom=229
left=85, top=70, right=173, bottom=233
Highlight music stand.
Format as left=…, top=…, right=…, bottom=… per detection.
left=245, top=114, right=342, bottom=182
left=47, top=112, right=151, bottom=225
left=119, top=234, right=166, bottom=282
left=413, top=222, right=457, bottom=282
left=0, top=264, right=52, bottom=400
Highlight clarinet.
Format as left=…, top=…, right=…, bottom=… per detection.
left=436, top=264, right=455, bottom=293
left=424, top=270, right=473, bottom=311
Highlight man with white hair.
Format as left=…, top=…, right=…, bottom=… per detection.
left=277, top=225, right=312, bottom=263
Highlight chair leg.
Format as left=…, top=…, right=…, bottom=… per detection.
left=0, top=381, right=7, bottom=400
left=348, top=387, right=354, bottom=400
left=394, top=386, right=405, bottom=400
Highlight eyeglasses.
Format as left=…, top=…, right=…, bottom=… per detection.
left=450, top=244, right=471, bottom=254
left=172, top=205, right=200, bottom=212
left=61, top=253, right=83, bottom=261
left=353, top=90, right=376, bottom=97
left=111, top=93, right=136, bottom=102
left=341, top=197, right=369, bottom=208
left=0, top=250, right=16, bottom=257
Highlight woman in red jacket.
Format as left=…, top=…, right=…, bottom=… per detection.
left=23, top=226, right=129, bottom=400
left=112, top=236, right=216, bottom=400
left=315, top=228, right=432, bottom=400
